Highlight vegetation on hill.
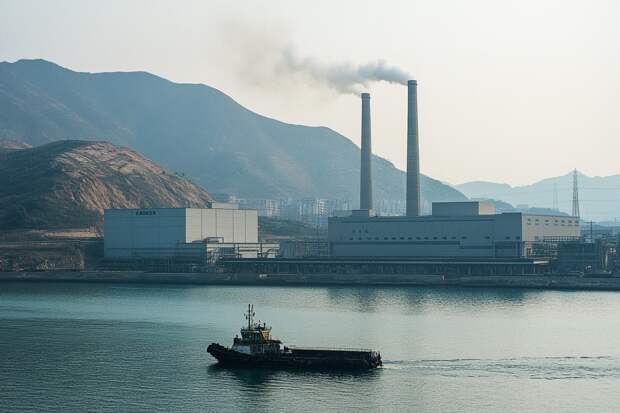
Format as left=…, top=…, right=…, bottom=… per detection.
left=258, top=217, right=326, bottom=240
left=0, top=140, right=214, bottom=230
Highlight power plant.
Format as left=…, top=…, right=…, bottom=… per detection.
left=99, top=78, right=592, bottom=279
left=328, top=80, right=579, bottom=258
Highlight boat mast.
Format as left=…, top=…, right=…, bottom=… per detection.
left=245, top=304, right=255, bottom=330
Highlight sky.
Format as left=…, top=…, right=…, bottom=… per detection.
left=1, top=0, right=619, bottom=186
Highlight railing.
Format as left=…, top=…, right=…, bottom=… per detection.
left=287, top=345, right=374, bottom=352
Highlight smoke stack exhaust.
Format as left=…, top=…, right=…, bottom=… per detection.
left=360, top=92, right=373, bottom=210
left=406, top=80, right=420, bottom=216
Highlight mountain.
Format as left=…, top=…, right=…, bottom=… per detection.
left=0, top=59, right=466, bottom=205
left=0, top=139, right=31, bottom=152
left=456, top=171, right=620, bottom=221
left=470, top=198, right=568, bottom=216
left=0, top=140, right=214, bottom=230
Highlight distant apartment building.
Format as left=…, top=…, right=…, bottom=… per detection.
left=326, top=199, right=353, bottom=215
left=374, top=199, right=406, bottom=216
left=235, top=197, right=356, bottom=228
left=211, top=193, right=239, bottom=205
left=239, top=199, right=281, bottom=217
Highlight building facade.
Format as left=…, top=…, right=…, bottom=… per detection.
left=104, top=206, right=258, bottom=259
left=328, top=202, right=579, bottom=258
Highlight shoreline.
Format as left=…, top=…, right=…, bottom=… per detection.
left=2, top=271, right=620, bottom=291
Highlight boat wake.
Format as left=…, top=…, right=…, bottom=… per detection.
left=381, top=356, right=620, bottom=380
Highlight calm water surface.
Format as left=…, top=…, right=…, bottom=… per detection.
left=1, top=282, right=620, bottom=412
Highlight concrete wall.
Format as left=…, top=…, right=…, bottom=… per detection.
left=104, top=207, right=258, bottom=258
left=185, top=208, right=257, bottom=243
left=104, top=208, right=187, bottom=258
left=328, top=212, right=577, bottom=258
left=329, top=215, right=505, bottom=257
left=521, top=214, right=580, bottom=241
left=432, top=201, right=495, bottom=216
left=491, top=213, right=524, bottom=257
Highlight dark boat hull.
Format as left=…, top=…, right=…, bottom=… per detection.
left=207, top=343, right=382, bottom=369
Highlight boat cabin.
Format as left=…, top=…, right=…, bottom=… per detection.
left=231, top=305, right=282, bottom=354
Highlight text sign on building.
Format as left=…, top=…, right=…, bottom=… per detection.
left=135, top=210, right=156, bottom=216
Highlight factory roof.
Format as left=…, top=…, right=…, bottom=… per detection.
left=104, top=203, right=244, bottom=213
left=221, top=257, right=550, bottom=265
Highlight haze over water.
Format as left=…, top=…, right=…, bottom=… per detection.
left=1, top=282, right=620, bottom=412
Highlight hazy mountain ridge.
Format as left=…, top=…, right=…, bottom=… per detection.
left=0, top=139, right=32, bottom=151
left=471, top=198, right=568, bottom=216
left=0, top=140, right=215, bottom=229
left=0, top=59, right=467, bottom=204
left=456, top=171, right=620, bottom=221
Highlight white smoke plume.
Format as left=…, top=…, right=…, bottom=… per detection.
left=218, top=18, right=411, bottom=95
left=279, top=47, right=412, bottom=95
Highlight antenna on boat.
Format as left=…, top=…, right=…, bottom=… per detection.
left=245, top=304, right=255, bottom=329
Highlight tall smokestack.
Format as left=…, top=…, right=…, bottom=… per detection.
left=360, top=93, right=373, bottom=210
left=406, top=80, right=420, bottom=216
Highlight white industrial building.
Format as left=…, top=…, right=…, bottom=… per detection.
left=329, top=202, right=579, bottom=258
left=104, top=205, right=258, bottom=259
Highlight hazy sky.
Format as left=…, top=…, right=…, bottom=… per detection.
left=1, top=0, right=619, bottom=186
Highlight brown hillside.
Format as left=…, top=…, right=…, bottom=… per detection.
left=0, top=139, right=32, bottom=151
left=0, top=140, right=214, bottom=230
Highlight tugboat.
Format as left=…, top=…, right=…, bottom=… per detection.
left=207, top=305, right=382, bottom=369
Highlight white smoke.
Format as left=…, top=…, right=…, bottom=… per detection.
left=218, top=19, right=411, bottom=95
left=279, top=47, right=411, bottom=95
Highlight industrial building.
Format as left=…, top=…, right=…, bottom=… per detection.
left=104, top=205, right=262, bottom=261
left=328, top=79, right=579, bottom=259
left=329, top=201, right=579, bottom=258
